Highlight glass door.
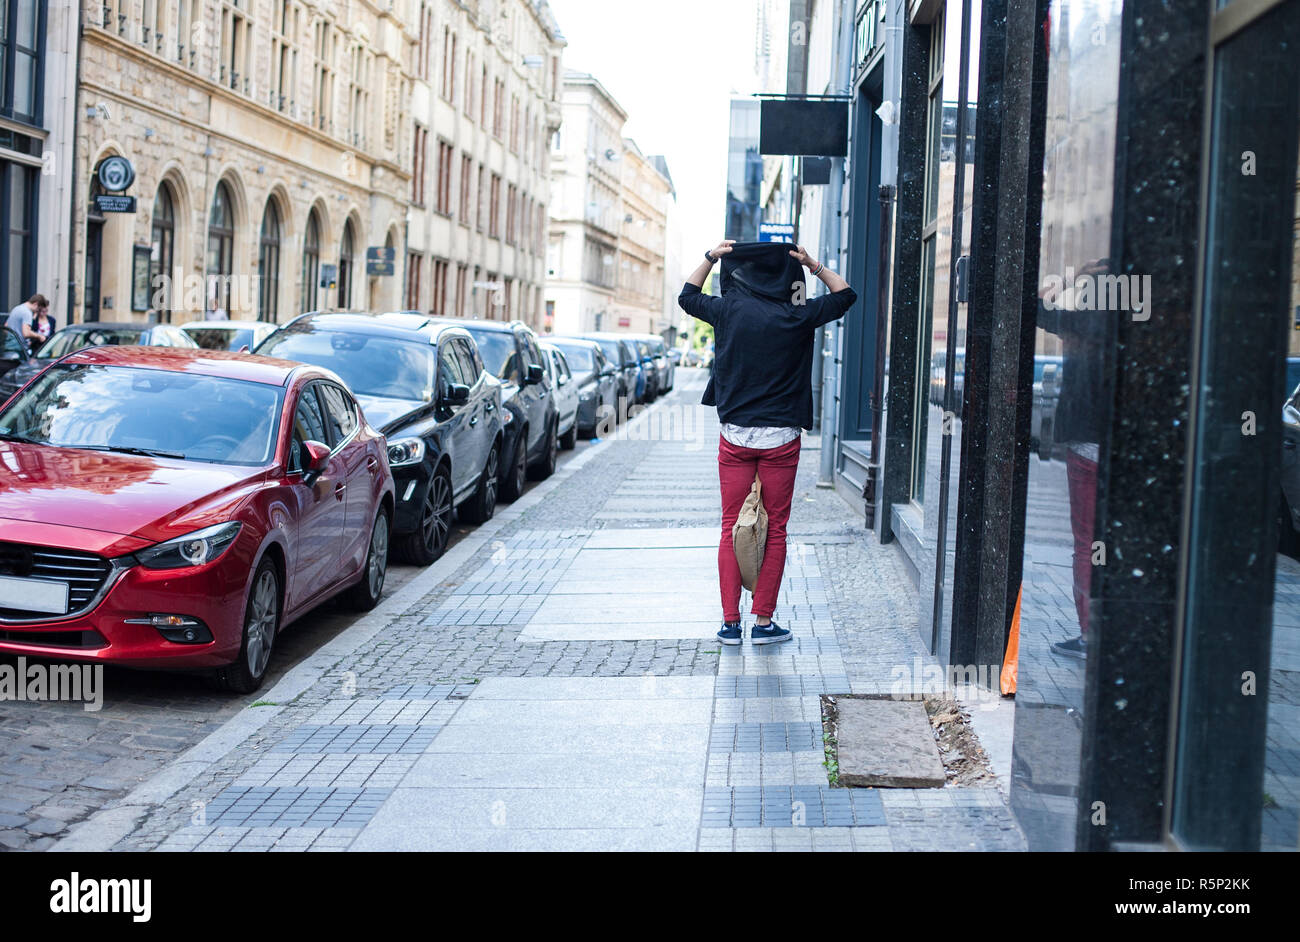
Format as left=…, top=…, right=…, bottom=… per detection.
left=1174, top=0, right=1300, bottom=852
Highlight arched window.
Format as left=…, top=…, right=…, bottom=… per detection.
left=258, top=200, right=282, bottom=323
left=338, top=219, right=356, bottom=310
left=150, top=183, right=175, bottom=322
left=301, top=209, right=321, bottom=313
left=206, top=182, right=235, bottom=317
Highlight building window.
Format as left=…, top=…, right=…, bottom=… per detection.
left=509, top=95, right=521, bottom=153
left=150, top=183, right=175, bottom=321
left=338, top=219, right=355, bottom=310
left=417, top=3, right=433, bottom=80
left=175, top=0, right=200, bottom=69
left=454, top=263, right=466, bottom=317
left=458, top=153, right=473, bottom=223
left=301, top=208, right=321, bottom=312
left=0, top=0, right=45, bottom=124
left=431, top=258, right=448, bottom=316
left=206, top=181, right=235, bottom=317
left=475, top=164, right=486, bottom=232
left=412, top=125, right=428, bottom=205
left=493, top=78, right=504, bottom=138
left=506, top=184, right=517, bottom=245
left=0, top=157, right=37, bottom=309
left=348, top=44, right=371, bottom=149
left=312, top=17, right=335, bottom=133
left=489, top=173, right=501, bottom=238
left=463, top=50, right=474, bottom=116
left=270, top=1, right=299, bottom=114
left=258, top=199, right=282, bottom=323
left=405, top=251, right=422, bottom=310
left=436, top=140, right=453, bottom=215
left=142, top=0, right=165, bottom=53
left=480, top=65, right=488, bottom=127
left=441, top=26, right=457, bottom=101
left=219, top=1, right=249, bottom=94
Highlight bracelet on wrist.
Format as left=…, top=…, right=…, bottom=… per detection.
left=705, top=249, right=716, bottom=264
left=811, top=261, right=824, bottom=276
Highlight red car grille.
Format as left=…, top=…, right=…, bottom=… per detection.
left=0, top=542, right=113, bottom=621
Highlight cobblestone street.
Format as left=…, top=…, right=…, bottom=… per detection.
left=35, top=368, right=1025, bottom=853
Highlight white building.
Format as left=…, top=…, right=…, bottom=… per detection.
left=544, top=71, right=624, bottom=335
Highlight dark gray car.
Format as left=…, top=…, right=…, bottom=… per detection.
left=549, top=337, right=617, bottom=436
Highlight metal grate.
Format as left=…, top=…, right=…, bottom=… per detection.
left=0, top=542, right=113, bottom=621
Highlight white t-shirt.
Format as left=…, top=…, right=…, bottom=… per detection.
left=720, top=424, right=802, bottom=449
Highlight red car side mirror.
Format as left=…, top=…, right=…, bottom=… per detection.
left=302, top=440, right=330, bottom=485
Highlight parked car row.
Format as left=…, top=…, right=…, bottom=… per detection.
left=0, top=312, right=682, bottom=693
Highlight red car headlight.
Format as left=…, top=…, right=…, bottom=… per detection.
left=134, top=522, right=243, bottom=570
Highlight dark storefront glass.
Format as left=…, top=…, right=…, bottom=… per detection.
left=0, top=1, right=44, bottom=126
left=917, top=0, right=979, bottom=662
left=0, top=156, right=36, bottom=308
left=1010, top=0, right=1122, bottom=851
left=1174, top=0, right=1300, bottom=852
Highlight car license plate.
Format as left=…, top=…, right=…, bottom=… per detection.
left=0, top=575, right=69, bottom=615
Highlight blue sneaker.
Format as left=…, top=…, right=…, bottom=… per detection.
left=717, top=622, right=743, bottom=646
left=751, top=622, right=792, bottom=646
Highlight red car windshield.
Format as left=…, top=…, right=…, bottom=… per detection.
left=0, top=363, right=284, bottom=465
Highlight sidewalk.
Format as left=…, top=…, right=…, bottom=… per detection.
left=64, top=369, right=1024, bottom=852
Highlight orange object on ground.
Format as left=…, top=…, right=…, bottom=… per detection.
left=1000, top=586, right=1022, bottom=696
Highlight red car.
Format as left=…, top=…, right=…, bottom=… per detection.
left=0, top=346, right=395, bottom=692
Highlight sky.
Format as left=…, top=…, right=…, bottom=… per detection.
left=546, top=0, right=761, bottom=275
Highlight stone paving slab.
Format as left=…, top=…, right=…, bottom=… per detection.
left=527, top=593, right=719, bottom=621
left=836, top=698, right=946, bottom=789
left=349, top=826, right=699, bottom=852
left=449, top=697, right=715, bottom=727
left=584, top=528, right=719, bottom=548
left=701, top=786, right=886, bottom=828
left=419, top=723, right=712, bottom=755
left=358, top=786, right=704, bottom=832
left=548, top=578, right=720, bottom=595
left=566, top=547, right=718, bottom=569
left=403, top=752, right=707, bottom=789
left=470, top=676, right=715, bottom=700
left=516, top=621, right=721, bottom=642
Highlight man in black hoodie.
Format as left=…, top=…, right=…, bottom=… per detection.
left=679, top=240, right=857, bottom=646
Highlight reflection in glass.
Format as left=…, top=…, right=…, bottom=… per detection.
left=1010, top=0, right=1121, bottom=850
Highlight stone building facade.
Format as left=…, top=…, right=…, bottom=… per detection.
left=403, top=0, right=563, bottom=330
left=73, top=0, right=418, bottom=326
left=610, top=138, right=670, bottom=337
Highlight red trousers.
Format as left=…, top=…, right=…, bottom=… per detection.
left=1066, top=449, right=1098, bottom=637
left=717, top=436, right=801, bottom=622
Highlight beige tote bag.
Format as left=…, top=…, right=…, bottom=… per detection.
left=732, top=477, right=768, bottom=592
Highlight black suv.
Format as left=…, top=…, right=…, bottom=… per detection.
left=432, top=319, right=558, bottom=502
left=257, top=313, right=504, bottom=565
